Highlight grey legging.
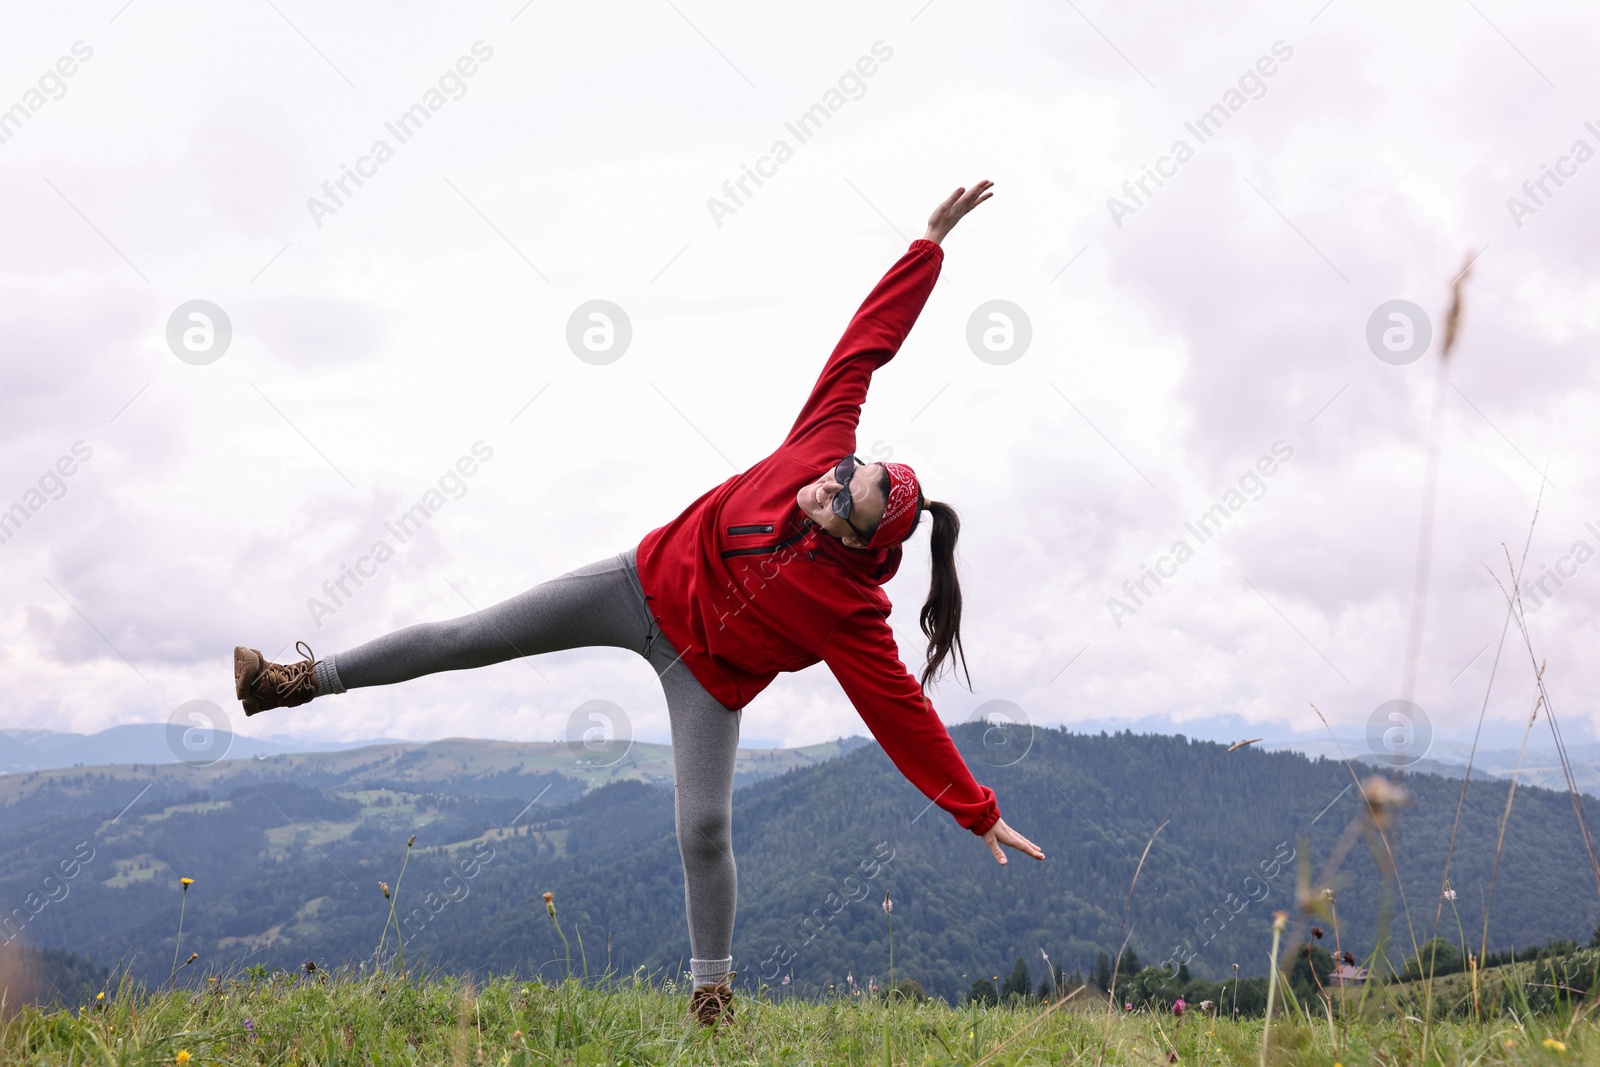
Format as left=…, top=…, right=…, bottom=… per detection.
left=321, top=546, right=740, bottom=983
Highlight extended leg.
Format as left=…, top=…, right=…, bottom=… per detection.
left=235, top=553, right=650, bottom=713
left=320, top=552, right=651, bottom=693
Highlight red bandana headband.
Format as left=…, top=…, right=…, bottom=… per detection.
left=865, top=461, right=924, bottom=549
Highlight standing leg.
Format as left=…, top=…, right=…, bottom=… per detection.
left=648, top=630, right=742, bottom=993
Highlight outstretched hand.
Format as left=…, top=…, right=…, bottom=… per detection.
left=924, top=180, right=994, bottom=245
left=980, top=815, right=1044, bottom=865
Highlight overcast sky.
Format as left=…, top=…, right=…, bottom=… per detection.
left=2, top=0, right=1595, bottom=762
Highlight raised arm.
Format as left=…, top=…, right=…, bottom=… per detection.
left=781, top=181, right=994, bottom=464
left=779, top=238, right=943, bottom=463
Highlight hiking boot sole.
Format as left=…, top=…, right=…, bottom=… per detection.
left=235, top=646, right=266, bottom=716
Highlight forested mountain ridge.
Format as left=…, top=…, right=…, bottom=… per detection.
left=2, top=726, right=1596, bottom=1007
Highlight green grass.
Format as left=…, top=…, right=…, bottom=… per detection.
left=3, top=969, right=1593, bottom=1066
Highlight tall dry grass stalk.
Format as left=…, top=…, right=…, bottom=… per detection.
left=1398, top=251, right=1476, bottom=706
left=1260, top=910, right=1288, bottom=1067
left=1488, top=541, right=1600, bottom=899
left=1337, top=254, right=1474, bottom=1059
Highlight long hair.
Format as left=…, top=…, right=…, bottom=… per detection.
left=917, top=501, right=970, bottom=692
left=876, top=469, right=969, bottom=692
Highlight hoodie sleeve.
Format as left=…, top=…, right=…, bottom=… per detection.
left=819, top=606, right=1001, bottom=836
left=781, top=239, right=944, bottom=465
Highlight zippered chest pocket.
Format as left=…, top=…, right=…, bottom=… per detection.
left=720, top=518, right=811, bottom=560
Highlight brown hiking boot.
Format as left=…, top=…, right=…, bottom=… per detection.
left=235, top=641, right=320, bottom=716
left=688, top=970, right=736, bottom=1027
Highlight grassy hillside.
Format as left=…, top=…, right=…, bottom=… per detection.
left=1, top=967, right=1592, bottom=1066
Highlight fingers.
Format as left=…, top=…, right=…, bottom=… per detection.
left=988, top=837, right=1007, bottom=865
left=1016, top=835, right=1045, bottom=860
left=958, top=181, right=994, bottom=213
left=1001, top=824, right=1045, bottom=860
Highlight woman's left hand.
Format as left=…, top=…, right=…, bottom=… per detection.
left=924, top=180, right=994, bottom=245
left=981, top=816, right=1044, bottom=864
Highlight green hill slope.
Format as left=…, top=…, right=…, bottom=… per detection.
left=2, top=727, right=1596, bottom=1009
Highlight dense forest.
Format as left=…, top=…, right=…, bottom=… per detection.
left=2, top=726, right=1597, bottom=1007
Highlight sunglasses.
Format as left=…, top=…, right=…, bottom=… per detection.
left=829, top=454, right=876, bottom=542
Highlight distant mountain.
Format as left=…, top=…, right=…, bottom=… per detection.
left=1265, top=737, right=1600, bottom=797
left=0, top=733, right=874, bottom=835
left=13, top=721, right=1593, bottom=796
left=0, top=725, right=416, bottom=775
left=2, top=727, right=1596, bottom=1007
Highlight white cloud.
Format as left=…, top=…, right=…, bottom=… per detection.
left=2, top=0, right=1597, bottom=763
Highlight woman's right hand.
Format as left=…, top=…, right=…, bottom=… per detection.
left=924, top=180, right=994, bottom=245
left=980, top=814, right=1044, bottom=864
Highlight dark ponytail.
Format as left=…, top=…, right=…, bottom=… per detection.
left=916, top=500, right=969, bottom=693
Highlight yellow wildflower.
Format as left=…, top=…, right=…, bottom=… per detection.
left=175, top=1051, right=191, bottom=1065
left=1543, top=1038, right=1567, bottom=1053
left=180, top=877, right=194, bottom=888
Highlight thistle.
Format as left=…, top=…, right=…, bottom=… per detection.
left=882, top=890, right=895, bottom=997
left=543, top=891, right=572, bottom=980
left=377, top=835, right=417, bottom=974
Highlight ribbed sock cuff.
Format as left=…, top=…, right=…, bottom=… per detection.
left=314, top=656, right=346, bottom=696
left=689, top=956, right=732, bottom=987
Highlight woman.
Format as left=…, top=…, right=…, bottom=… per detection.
left=233, top=179, right=1044, bottom=1026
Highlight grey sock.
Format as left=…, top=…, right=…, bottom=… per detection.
left=314, top=656, right=346, bottom=696
left=690, top=956, right=732, bottom=987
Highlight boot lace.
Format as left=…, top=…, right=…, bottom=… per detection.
left=254, top=641, right=318, bottom=698
left=689, top=969, right=736, bottom=1026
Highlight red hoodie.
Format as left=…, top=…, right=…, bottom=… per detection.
left=634, top=238, right=1001, bottom=837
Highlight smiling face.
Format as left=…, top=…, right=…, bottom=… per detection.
left=796, top=459, right=887, bottom=549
